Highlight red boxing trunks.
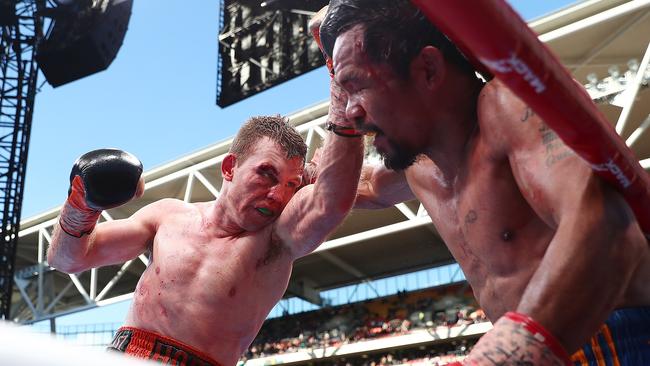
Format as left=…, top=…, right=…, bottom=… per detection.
left=108, top=326, right=222, bottom=366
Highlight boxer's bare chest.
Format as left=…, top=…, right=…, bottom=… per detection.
left=405, top=145, right=554, bottom=316
left=154, top=222, right=290, bottom=288
left=130, top=213, right=293, bottom=341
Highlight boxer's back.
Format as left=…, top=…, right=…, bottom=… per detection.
left=123, top=199, right=294, bottom=366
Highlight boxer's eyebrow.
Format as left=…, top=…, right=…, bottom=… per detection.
left=258, top=164, right=279, bottom=180
left=337, top=71, right=362, bottom=86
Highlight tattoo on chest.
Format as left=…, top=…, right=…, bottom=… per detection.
left=459, top=210, right=479, bottom=260
left=539, top=124, right=573, bottom=167
left=464, top=210, right=478, bottom=225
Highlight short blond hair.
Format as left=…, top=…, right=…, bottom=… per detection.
left=230, top=115, right=307, bottom=164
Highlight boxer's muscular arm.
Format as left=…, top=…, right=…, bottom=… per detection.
left=487, top=82, right=646, bottom=353
left=275, top=78, right=364, bottom=259
left=48, top=202, right=159, bottom=273
left=275, top=132, right=364, bottom=259
left=355, top=164, right=415, bottom=209
left=47, top=149, right=156, bottom=274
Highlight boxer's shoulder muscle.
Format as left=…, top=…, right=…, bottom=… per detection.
left=477, top=79, right=556, bottom=160
left=138, top=198, right=194, bottom=221
left=129, top=198, right=198, bottom=244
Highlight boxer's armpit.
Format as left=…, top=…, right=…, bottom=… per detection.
left=255, top=230, right=288, bottom=269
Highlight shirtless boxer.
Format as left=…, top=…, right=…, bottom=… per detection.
left=47, top=115, right=363, bottom=366
left=315, top=1, right=650, bottom=364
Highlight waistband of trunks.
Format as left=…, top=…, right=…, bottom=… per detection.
left=109, top=326, right=222, bottom=366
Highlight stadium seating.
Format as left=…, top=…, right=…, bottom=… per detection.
left=240, top=283, right=489, bottom=365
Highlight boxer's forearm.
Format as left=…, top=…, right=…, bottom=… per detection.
left=280, top=133, right=364, bottom=259
left=355, top=165, right=413, bottom=209
left=516, top=195, right=644, bottom=352
left=50, top=148, right=145, bottom=273
left=313, top=133, right=364, bottom=216
left=48, top=223, right=95, bottom=273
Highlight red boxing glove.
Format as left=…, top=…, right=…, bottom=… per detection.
left=462, top=312, right=571, bottom=366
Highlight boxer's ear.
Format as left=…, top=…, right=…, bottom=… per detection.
left=222, top=154, right=236, bottom=181
left=412, top=46, right=445, bottom=90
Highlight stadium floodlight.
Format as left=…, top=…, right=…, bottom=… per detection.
left=216, top=0, right=328, bottom=107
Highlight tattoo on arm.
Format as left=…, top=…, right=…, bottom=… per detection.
left=539, top=124, right=574, bottom=167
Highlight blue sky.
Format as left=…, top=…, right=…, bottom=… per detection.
left=25, top=0, right=577, bottom=329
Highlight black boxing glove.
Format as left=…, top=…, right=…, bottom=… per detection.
left=59, top=149, right=144, bottom=237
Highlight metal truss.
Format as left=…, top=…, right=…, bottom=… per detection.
left=216, top=0, right=328, bottom=107
left=584, top=45, right=650, bottom=169
left=0, top=0, right=44, bottom=320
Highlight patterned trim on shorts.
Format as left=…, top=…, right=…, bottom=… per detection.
left=108, top=326, right=223, bottom=366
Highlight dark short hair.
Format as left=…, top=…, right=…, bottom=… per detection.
left=320, top=0, right=475, bottom=79
left=230, top=115, right=307, bottom=164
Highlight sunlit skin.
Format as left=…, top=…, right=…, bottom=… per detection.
left=333, top=31, right=433, bottom=170
left=48, top=134, right=364, bottom=366
left=122, top=139, right=304, bottom=364
left=337, top=25, right=650, bottom=353
left=216, top=138, right=304, bottom=234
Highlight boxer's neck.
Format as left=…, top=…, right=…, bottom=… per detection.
left=423, top=71, right=482, bottom=182
left=209, top=188, right=247, bottom=238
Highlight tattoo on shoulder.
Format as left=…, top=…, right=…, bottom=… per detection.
left=539, top=124, right=574, bottom=167
left=521, top=107, right=535, bottom=122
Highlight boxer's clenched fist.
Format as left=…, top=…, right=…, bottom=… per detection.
left=59, top=149, right=144, bottom=237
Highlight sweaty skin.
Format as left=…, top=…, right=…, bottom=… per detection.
left=48, top=134, right=364, bottom=366
left=336, top=25, right=650, bottom=354
left=126, top=199, right=293, bottom=365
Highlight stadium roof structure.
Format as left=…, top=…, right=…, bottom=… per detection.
left=10, top=0, right=650, bottom=323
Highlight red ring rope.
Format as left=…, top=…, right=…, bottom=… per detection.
left=411, top=0, right=650, bottom=235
